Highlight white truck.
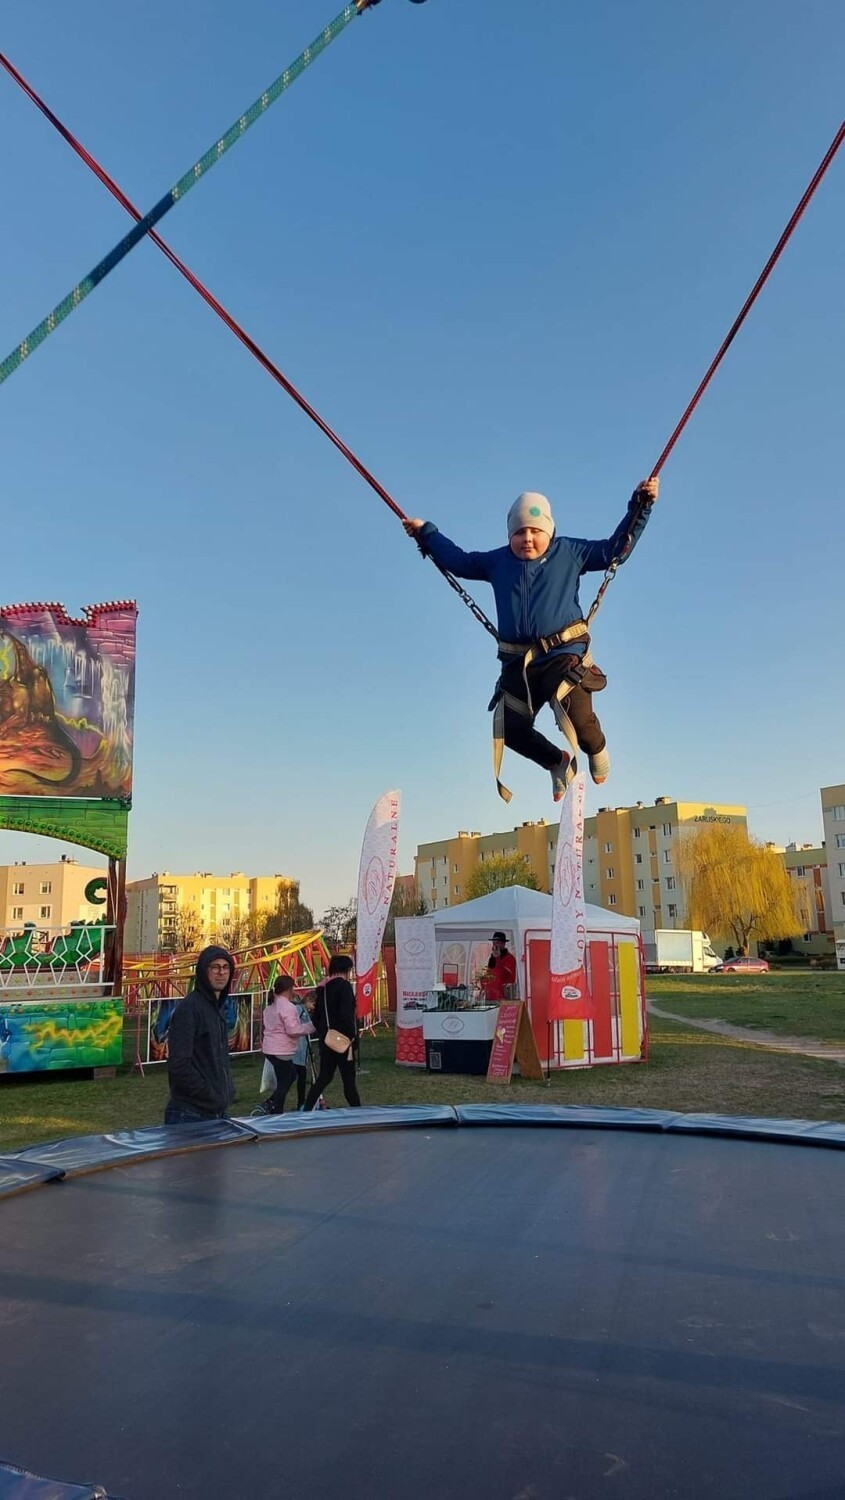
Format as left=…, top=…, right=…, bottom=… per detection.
left=644, top=929, right=722, bottom=974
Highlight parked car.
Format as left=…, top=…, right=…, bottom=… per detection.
left=718, top=956, right=770, bottom=974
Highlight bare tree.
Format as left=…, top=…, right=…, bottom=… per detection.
left=161, top=907, right=204, bottom=955
left=321, top=898, right=357, bottom=946
left=383, top=883, right=429, bottom=946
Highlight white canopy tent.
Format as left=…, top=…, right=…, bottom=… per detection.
left=430, top=886, right=638, bottom=993
left=395, top=888, right=644, bottom=1070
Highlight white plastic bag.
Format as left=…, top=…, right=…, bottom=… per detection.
left=260, top=1058, right=276, bottom=1095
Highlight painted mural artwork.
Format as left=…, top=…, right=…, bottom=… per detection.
left=147, top=994, right=253, bottom=1064
left=0, top=601, right=136, bottom=800
left=0, top=998, right=123, bottom=1072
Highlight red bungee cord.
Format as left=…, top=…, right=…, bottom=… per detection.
left=1, top=47, right=842, bottom=629
left=650, top=118, right=845, bottom=478
left=0, top=50, right=409, bottom=525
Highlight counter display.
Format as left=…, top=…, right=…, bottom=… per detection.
left=422, top=1003, right=498, bottom=1075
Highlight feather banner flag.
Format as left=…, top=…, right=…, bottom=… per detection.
left=548, top=773, right=594, bottom=1020
left=355, top=789, right=401, bottom=1018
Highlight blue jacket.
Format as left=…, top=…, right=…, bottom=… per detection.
left=418, top=495, right=653, bottom=655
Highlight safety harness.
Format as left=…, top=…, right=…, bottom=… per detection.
left=490, top=620, right=604, bottom=803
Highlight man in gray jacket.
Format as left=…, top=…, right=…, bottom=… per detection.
left=164, top=945, right=237, bottom=1125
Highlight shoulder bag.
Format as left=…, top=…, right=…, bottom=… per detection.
left=323, top=987, right=352, bottom=1056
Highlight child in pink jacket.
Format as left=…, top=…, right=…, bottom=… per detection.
left=261, top=975, right=315, bottom=1114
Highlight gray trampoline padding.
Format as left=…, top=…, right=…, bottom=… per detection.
left=0, top=1126, right=843, bottom=1499
left=0, top=1160, right=64, bottom=1198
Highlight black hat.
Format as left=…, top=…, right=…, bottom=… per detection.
left=491, top=931, right=508, bottom=944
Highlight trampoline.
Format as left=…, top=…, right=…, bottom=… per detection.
left=1, top=1105, right=844, bottom=1500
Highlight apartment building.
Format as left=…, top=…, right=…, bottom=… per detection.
left=415, top=798, right=747, bottom=928
left=781, top=844, right=833, bottom=959
left=583, top=798, right=747, bottom=938
left=0, top=857, right=107, bottom=931
left=821, top=785, right=845, bottom=967
left=415, top=822, right=555, bottom=911
left=125, top=871, right=295, bottom=954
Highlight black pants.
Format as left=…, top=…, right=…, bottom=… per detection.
left=500, top=653, right=606, bottom=772
left=304, top=1043, right=361, bottom=1110
left=294, top=1063, right=307, bottom=1108
left=265, top=1055, right=297, bottom=1114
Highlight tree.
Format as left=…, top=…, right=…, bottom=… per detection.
left=213, top=910, right=265, bottom=953
left=262, top=880, right=315, bottom=942
left=464, top=853, right=540, bottom=901
left=677, top=824, right=802, bottom=956
left=320, top=898, right=357, bottom=946
left=383, top=882, right=429, bottom=946
left=162, top=907, right=204, bottom=955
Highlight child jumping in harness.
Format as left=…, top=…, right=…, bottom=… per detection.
left=403, top=478, right=658, bottom=801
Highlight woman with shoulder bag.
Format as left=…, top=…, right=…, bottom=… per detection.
left=304, top=954, right=362, bottom=1110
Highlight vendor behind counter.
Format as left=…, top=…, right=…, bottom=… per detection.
left=481, top=931, right=517, bottom=1002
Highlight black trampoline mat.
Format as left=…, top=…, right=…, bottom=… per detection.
left=1, top=1126, right=844, bottom=1499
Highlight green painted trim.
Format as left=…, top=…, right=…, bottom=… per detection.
left=0, top=796, right=129, bottom=859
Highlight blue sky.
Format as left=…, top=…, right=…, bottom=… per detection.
left=1, top=0, right=842, bottom=916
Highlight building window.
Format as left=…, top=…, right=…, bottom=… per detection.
left=607, top=894, right=617, bottom=906
left=668, top=904, right=678, bottom=919
left=666, top=876, right=676, bottom=891
left=662, top=823, right=672, bottom=837
left=633, top=828, right=641, bottom=839
left=663, top=850, right=671, bottom=864
left=636, top=879, right=645, bottom=891
left=794, top=866, right=805, bottom=878
left=40, top=906, right=51, bottom=920
left=605, top=868, right=614, bottom=879
left=833, top=805, right=845, bottom=821
left=12, top=881, right=24, bottom=896
left=604, top=841, right=613, bottom=854
left=12, top=906, right=23, bottom=921
left=638, top=906, right=646, bottom=917
left=635, top=854, right=643, bottom=865
left=40, top=881, right=52, bottom=895
left=839, top=864, right=845, bottom=879
left=454, top=885, right=459, bottom=895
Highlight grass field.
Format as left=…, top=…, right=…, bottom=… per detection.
left=648, top=970, right=845, bottom=1042
left=2, top=996, right=844, bottom=1153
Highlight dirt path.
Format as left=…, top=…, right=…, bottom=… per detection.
left=647, top=1002, right=845, bottom=1065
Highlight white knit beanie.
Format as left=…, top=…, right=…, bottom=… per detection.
left=507, top=492, right=555, bottom=539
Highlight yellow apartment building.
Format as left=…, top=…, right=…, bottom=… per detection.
left=416, top=798, right=747, bottom=937
left=125, top=871, right=296, bottom=954
left=0, top=857, right=107, bottom=931
left=820, top=784, right=845, bottom=965
left=583, top=797, right=747, bottom=937
left=415, top=822, right=556, bottom=911
left=781, top=843, right=833, bottom=959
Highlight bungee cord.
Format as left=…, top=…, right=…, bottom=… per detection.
left=1, top=37, right=841, bottom=642
left=0, top=0, right=391, bottom=388
left=0, top=24, right=493, bottom=638
left=583, top=117, right=844, bottom=628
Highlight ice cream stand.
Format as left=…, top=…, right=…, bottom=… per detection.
left=395, top=886, right=645, bottom=1072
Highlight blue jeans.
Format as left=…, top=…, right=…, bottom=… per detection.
left=164, top=1102, right=225, bottom=1126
